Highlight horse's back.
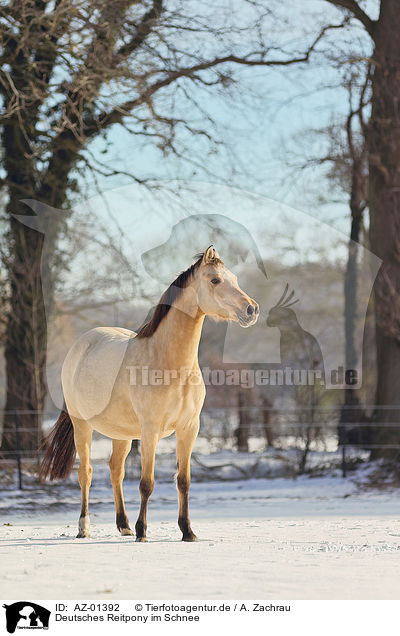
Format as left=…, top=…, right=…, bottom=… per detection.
left=62, top=327, right=136, bottom=421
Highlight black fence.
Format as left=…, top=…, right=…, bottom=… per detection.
left=0, top=410, right=43, bottom=489
left=1, top=406, right=399, bottom=488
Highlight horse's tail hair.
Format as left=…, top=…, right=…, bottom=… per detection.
left=38, top=403, right=76, bottom=481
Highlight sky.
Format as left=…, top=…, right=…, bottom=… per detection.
left=34, top=0, right=382, bottom=404
left=74, top=0, right=375, bottom=240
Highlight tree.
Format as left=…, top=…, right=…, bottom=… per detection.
left=338, top=69, right=370, bottom=446
left=263, top=0, right=400, bottom=460
left=362, top=1, right=400, bottom=459
left=285, top=66, right=370, bottom=443
left=2, top=0, right=398, bottom=463
left=235, top=386, right=252, bottom=453
left=1, top=0, right=341, bottom=453
left=324, top=0, right=400, bottom=458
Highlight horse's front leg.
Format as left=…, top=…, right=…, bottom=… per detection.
left=135, top=428, right=158, bottom=542
left=176, top=421, right=199, bottom=542
left=109, top=439, right=133, bottom=536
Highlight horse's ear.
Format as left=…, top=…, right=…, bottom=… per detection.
left=203, top=245, right=220, bottom=263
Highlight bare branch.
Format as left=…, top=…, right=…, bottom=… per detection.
left=324, top=0, right=376, bottom=38
left=85, top=22, right=347, bottom=137
left=113, top=0, right=163, bottom=61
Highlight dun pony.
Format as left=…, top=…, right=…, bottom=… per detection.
left=40, top=246, right=259, bottom=541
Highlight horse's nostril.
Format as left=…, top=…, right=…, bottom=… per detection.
left=255, top=303, right=260, bottom=315
left=247, top=304, right=254, bottom=316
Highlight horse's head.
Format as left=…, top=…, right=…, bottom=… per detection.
left=266, top=284, right=299, bottom=329
left=195, top=246, right=259, bottom=327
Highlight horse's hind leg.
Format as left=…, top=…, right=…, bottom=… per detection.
left=109, top=439, right=133, bottom=536
left=73, top=419, right=93, bottom=538
left=176, top=423, right=199, bottom=542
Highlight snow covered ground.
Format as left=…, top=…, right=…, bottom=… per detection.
left=1, top=455, right=400, bottom=600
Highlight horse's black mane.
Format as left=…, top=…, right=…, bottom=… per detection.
left=136, top=252, right=223, bottom=338
left=137, top=253, right=198, bottom=338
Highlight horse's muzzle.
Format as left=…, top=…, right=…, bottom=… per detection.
left=237, top=301, right=259, bottom=327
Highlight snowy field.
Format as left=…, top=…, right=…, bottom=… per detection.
left=1, top=450, right=400, bottom=600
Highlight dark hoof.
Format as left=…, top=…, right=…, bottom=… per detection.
left=182, top=533, right=198, bottom=542
left=135, top=536, right=148, bottom=542
left=76, top=531, right=91, bottom=538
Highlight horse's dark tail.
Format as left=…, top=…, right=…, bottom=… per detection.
left=38, top=404, right=76, bottom=481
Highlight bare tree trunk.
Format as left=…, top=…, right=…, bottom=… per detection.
left=0, top=119, right=76, bottom=453
left=235, top=388, right=250, bottom=452
left=262, top=395, right=274, bottom=448
left=0, top=96, right=50, bottom=452
left=1, top=210, right=48, bottom=452
left=368, top=0, right=400, bottom=459
left=339, top=200, right=365, bottom=446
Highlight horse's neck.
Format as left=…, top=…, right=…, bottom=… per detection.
left=150, top=289, right=205, bottom=369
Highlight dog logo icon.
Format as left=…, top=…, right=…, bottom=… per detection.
left=3, top=602, right=50, bottom=633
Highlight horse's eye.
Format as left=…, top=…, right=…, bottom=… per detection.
left=211, top=278, right=221, bottom=285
